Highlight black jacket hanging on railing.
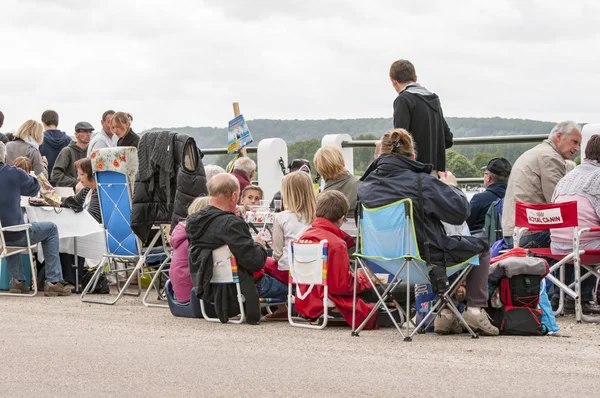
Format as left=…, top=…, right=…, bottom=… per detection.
left=130, top=131, right=208, bottom=242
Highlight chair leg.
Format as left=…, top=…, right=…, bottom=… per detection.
left=142, top=255, right=171, bottom=308
left=81, top=256, right=145, bottom=305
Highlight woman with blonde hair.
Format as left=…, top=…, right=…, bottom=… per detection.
left=264, top=171, right=316, bottom=285
left=314, top=145, right=361, bottom=221
left=169, top=196, right=211, bottom=303
left=111, top=112, right=140, bottom=148
left=6, top=120, right=48, bottom=177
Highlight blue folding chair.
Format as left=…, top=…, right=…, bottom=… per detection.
left=80, top=147, right=172, bottom=306
left=351, top=199, right=479, bottom=340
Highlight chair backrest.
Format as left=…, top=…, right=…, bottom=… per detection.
left=483, top=198, right=503, bottom=242
left=514, top=201, right=578, bottom=231
left=210, top=245, right=239, bottom=284
left=358, top=199, right=419, bottom=260
left=92, top=147, right=140, bottom=256
left=289, top=240, right=328, bottom=287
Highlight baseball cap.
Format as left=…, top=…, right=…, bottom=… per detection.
left=75, top=121, right=94, bottom=132
left=288, top=159, right=310, bottom=172
left=484, top=157, right=511, bottom=177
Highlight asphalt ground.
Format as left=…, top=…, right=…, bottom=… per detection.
left=1, top=294, right=599, bottom=398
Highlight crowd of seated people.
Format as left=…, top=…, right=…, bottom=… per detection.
left=2, top=104, right=599, bottom=330
left=0, top=108, right=138, bottom=293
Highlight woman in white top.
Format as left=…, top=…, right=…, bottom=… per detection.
left=265, top=171, right=316, bottom=285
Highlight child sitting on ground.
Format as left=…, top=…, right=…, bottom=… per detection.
left=170, top=196, right=210, bottom=303
left=240, top=185, right=263, bottom=214
left=264, top=171, right=316, bottom=285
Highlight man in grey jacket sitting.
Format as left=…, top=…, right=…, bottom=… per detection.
left=502, top=121, right=582, bottom=249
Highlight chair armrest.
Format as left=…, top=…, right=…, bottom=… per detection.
left=1, top=224, right=32, bottom=232
left=578, top=226, right=600, bottom=237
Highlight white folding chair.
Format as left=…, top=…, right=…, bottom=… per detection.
left=199, top=245, right=246, bottom=324
left=287, top=239, right=330, bottom=330
left=0, top=220, right=38, bottom=297
left=513, top=201, right=600, bottom=323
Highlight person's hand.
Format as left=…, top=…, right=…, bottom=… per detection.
left=75, top=182, right=84, bottom=193
left=234, top=206, right=242, bottom=217
left=254, top=233, right=266, bottom=248
left=357, top=268, right=379, bottom=285
left=41, top=156, right=48, bottom=165
left=438, top=170, right=458, bottom=187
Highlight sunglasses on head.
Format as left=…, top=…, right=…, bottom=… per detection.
left=288, top=159, right=310, bottom=171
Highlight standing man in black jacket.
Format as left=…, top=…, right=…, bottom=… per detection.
left=186, top=173, right=267, bottom=324
left=390, top=60, right=453, bottom=173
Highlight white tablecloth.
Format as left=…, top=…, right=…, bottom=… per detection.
left=22, top=203, right=106, bottom=261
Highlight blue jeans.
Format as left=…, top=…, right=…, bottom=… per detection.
left=256, top=274, right=288, bottom=300
left=503, top=230, right=551, bottom=250
left=5, top=222, right=63, bottom=283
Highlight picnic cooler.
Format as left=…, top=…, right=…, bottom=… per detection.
left=0, top=255, right=33, bottom=290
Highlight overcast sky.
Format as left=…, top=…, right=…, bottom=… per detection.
left=1, top=0, right=599, bottom=133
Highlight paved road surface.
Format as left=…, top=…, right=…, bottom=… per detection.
left=1, top=295, right=599, bottom=397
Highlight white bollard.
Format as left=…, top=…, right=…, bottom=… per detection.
left=321, top=134, right=354, bottom=174
left=581, top=123, right=600, bottom=160
left=257, top=138, right=288, bottom=202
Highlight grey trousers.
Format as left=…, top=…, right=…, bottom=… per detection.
left=465, top=250, right=490, bottom=308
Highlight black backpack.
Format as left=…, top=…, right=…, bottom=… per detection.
left=81, top=268, right=110, bottom=294
left=490, top=274, right=543, bottom=336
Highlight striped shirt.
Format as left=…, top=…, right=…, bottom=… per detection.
left=75, top=187, right=102, bottom=224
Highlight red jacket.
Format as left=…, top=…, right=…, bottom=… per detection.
left=232, top=169, right=251, bottom=194
left=296, top=218, right=377, bottom=329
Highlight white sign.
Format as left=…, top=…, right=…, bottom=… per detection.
left=525, top=208, right=563, bottom=225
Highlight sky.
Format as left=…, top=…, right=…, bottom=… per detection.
left=1, top=0, right=599, bottom=133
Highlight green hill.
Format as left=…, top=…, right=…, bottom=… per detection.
left=145, top=116, right=556, bottom=151
left=145, top=117, right=558, bottom=173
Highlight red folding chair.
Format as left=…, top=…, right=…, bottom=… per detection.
left=514, top=201, right=600, bottom=323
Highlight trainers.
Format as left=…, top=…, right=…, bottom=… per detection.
left=9, top=279, right=30, bottom=294
left=463, top=309, right=499, bottom=336
left=434, top=311, right=463, bottom=334
left=44, top=281, right=72, bottom=297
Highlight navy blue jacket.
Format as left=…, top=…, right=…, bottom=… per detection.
left=466, top=182, right=507, bottom=232
left=39, top=129, right=72, bottom=184
left=359, top=155, right=488, bottom=266
left=0, top=163, right=40, bottom=241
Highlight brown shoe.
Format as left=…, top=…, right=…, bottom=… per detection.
left=44, top=281, right=72, bottom=297
left=463, top=308, right=499, bottom=336
left=9, top=279, right=30, bottom=294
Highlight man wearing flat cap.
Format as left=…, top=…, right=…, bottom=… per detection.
left=467, top=157, right=512, bottom=233
left=52, top=121, right=94, bottom=189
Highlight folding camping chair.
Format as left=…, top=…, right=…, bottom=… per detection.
left=80, top=147, right=172, bottom=306
left=199, top=245, right=246, bottom=324
left=287, top=239, right=332, bottom=330
left=0, top=219, right=37, bottom=297
left=352, top=199, right=480, bottom=341
left=513, top=201, right=600, bottom=323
